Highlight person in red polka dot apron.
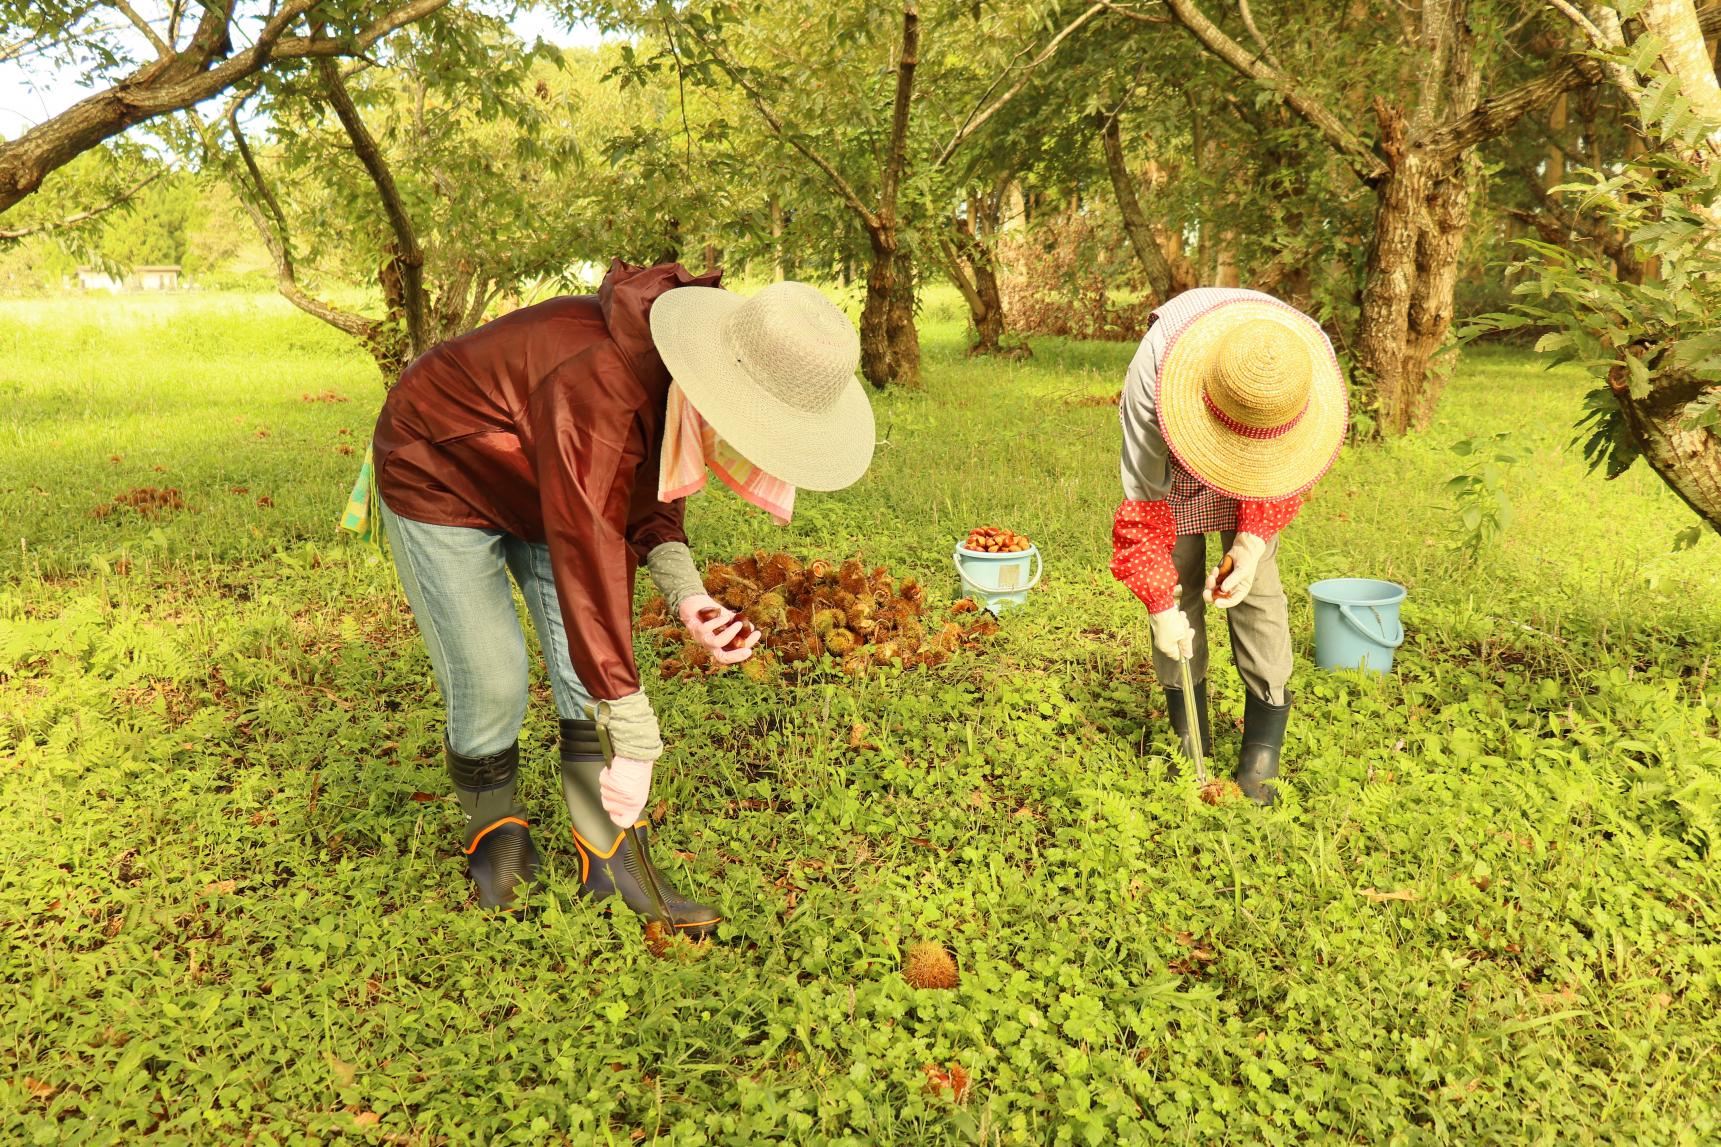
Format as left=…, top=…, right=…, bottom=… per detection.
left=1111, top=289, right=1348, bottom=804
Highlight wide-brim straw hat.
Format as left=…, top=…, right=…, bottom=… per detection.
left=1156, top=298, right=1348, bottom=501
left=650, top=281, right=875, bottom=492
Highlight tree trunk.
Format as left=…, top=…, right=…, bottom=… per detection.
left=888, top=245, right=920, bottom=385
left=769, top=197, right=786, bottom=281
left=860, top=228, right=917, bottom=387
left=1611, top=363, right=1721, bottom=533
left=1354, top=152, right=1427, bottom=437
left=940, top=213, right=1012, bottom=355
left=1401, top=156, right=1477, bottom=430
left=1097, top=111, right=1181, bottom=303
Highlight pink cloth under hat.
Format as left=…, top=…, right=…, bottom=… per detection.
left=659, top=383, right=795, bottom=524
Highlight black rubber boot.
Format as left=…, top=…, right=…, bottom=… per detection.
left=1236, top=691, right=1292, bottom=806
left=446, top=740, right=539, bottom=911
left=559, top=718, right=723, bottom=940
left=1162, top=679, right=1211, bottom=775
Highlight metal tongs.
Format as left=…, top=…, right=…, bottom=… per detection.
left=593, top=714, right=675, bottom=926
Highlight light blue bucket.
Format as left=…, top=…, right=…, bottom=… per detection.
left=1309, top=578, right=1406, bottom=674
left=953, top=543, right=1043, bottom=614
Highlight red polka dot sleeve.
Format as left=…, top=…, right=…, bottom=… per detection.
left=1111, top=499, right=1179, bottom=613
left=1236, top=494, right=1303, bottom=541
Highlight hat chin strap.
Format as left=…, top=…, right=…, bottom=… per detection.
left=1202, top=389, right=1308, bottom=441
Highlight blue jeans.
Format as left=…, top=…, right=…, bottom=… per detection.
left=380, top=498, right=595, bottom=757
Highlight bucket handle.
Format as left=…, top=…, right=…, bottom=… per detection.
left=953, top=547, right=1043, bottom=596
left=1338, top=602, right=1404, bottom=649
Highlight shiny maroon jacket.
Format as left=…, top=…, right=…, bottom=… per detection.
left=373, top=260, right=721, bottom=701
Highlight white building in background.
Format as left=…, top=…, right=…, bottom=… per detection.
left=74, top=267, right=121, bottom=292
left=71, top=265, right=182, bottom=292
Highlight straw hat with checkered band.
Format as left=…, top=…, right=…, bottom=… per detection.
left=1155, top=298, right=1349, bottom=500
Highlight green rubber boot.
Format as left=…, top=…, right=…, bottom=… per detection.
left=446, top=740, right=539, bottom=911
left=1162, top=678, right=1211, bottom=777
left=559, top=719, right=722, bottom=940
left=1235, top=691, right=1292, bottom=807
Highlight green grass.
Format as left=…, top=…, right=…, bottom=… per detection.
left=4, top=292, right=1720, bottom=1144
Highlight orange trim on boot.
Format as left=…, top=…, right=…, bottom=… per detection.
left=463, top=817, right=529, bottom=856
left=568, top=818, right=648, bottom=861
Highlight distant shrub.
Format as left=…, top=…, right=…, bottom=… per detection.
left=997, top=213, right=1147, bottom=342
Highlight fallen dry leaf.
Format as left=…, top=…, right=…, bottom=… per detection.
left=23, top=1076, right=55, bottom=1099
left=1360, top=887, right=1417, bottom=903
left=328, top=1053, right=357, bottom=1087
left=351, top=1111, right=379, bottom=1128
left=200, top=880, right=237, bottom=896
left=407, top=792, right=440, bottom=803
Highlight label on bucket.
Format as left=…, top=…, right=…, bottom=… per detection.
left=996, top=565, right=1020, bottom=590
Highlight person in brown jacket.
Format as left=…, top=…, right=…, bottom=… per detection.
left=371, top=260, right=875, bottom=930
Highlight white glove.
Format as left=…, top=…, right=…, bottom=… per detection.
left=1150, top=604, right=1196, bottom=661
left=678, top=593, right=762, bottom=665
left=1204, top=533, right=1267, bottom=609
left=599, top=755, right=653, bottom=829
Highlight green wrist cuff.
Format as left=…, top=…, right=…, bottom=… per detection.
left=645, top=542, right=704, bottom=610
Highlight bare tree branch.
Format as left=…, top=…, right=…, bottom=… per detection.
left=1425, top=1, right=1721, bottom=158
left=1095, top=106, right=1181, bottom=301
left=0, top=168, right=165, bottom=241
left=0, top=0, right=450, bottom=215
left=111, top=0, right=172, bottom=58
left=316, top=59, right=426, bottom=357
left=674, top=11, right=882, bottom=230
left=1235, top=0, right=1283, bottom=72
left=1096, top=2, right=1170, bottom=23
left=879, top=5, right=921, bottom=218
left=935, top=3, right=1108, bottom=167
left=1159, top=0, right=1390, bottom=184
left=225, top=113, right=379, bottom=342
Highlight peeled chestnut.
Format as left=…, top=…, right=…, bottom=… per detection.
left=1213, top=554, right=1237, bottom=600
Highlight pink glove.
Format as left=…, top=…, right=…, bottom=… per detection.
left=600, top=755, right=653, bottom=829
left=678, top=593, right=761, bottom=665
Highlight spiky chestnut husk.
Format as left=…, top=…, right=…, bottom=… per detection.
left=683, top=643, right=712, bottom=669
left=638, top=595, right=669, bottom=629
left=733, top=555, right=760, bottom=581
left=1199, top=779, right=1244, bottom=805
left=659, top=659, right=684, bottom=679
left=824, top=628, right=860, bottom=655
left=811, top=608, right=847, bottom=636
left=902, top=941, right=959, bottom=989
left=740, top=658, right=773, bottom=684
left=840, top=652, right=870, bottom=678
left=759, top=552, right=801, bottom=590
left=746, top=593, right=788, bottom=631
left=807, top=558, right=834, bottom=581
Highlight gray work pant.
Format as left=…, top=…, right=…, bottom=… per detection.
left=1151, top=532, right=1293, bottom=706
